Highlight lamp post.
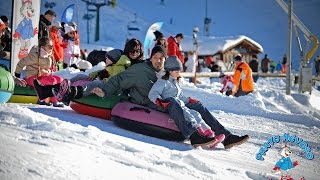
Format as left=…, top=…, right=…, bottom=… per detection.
left=192, top=27, right=199, bottom=84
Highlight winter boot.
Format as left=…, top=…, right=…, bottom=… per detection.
left=37, top=99, right=52, bottom=106
left=190, top=131, right=217, bottom=148
left=52, top=102, right=65, bottom=108
left=222, top=134, right=250, bottom=149
left=33, top=79, right=57, bottom=100
left=52, top=79, right=83, bottom=105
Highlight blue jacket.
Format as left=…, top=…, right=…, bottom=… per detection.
left=148, top=76, right=189, bottom=104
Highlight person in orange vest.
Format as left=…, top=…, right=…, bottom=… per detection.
left=232, top=54, right=254, bottom=97
left=167, top=33, right=184, bottom=64
left=50, top=21, right=64, bottom=70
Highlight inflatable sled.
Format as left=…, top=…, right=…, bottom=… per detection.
left=69, top=95, right=128, bottom=120
left=8, top=85, right=39, bottom=104
left=111, top=102, right=185, bottom=141
left=0, top=66, right=15, bottom=103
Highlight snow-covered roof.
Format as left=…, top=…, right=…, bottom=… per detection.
left=181, top=35, right=264, bottom=55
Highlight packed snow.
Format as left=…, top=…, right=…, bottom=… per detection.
left=1, top=74, right=319, bottom=180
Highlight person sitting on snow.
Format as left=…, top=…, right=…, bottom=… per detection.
left=14, top=37, right=64, bottom=107
left=219, top=73, right=234, bottom=96
left=148, top=56, right=225, bottom=147
left=33, top=45, right=249, bottom=149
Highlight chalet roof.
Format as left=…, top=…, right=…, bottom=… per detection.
left=181, top=35, right=264, bottom=55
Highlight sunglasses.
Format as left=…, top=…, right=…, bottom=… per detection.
left=130, top=49, right=140, bottom=54
left=46, top=45, right=53, bottom=49
left=68, top=32, right=75, bottom=35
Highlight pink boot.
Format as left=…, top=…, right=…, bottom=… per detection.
left=209, top=134, right=225, bottom=148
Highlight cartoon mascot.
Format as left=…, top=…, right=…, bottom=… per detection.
left=272, top=144, right=299, bottom=180
left=13, top=0, right=38, bottom=59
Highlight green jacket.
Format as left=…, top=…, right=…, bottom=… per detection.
left=105, top=61, right=158, bottom=106
left=104, top=55, right=131, bottom=82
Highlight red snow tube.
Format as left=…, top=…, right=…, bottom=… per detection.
left=111, top=102, right=185, bottom=141
left=69, top=80, right=128, bottom=120
left=69, top=95, right=127, bottom=120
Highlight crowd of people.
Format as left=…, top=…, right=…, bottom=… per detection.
left=4, top=9, right=291, bottom=149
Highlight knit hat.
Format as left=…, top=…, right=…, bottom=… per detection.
left=164, top=56, right=183, bottom=71
left=151, top=45, right=167, bottom=58
left=153, top=30, right=164, bottom=41
left=234, top=54, right=242, bottom=61
left=106, top=49, right=123, bottom=63
left=64, top=24, right=75, bottom=34
left=0, top=19, right=6, bottom=31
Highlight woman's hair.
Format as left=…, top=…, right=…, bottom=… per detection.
left=39, top=37, right=51, bottom=47
left=155, top=39, right=167, bottom=48
left=124, top=38, right=144, bottom=60
left=161, top=71, right=180, bottom=82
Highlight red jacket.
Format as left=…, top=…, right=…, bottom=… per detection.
left=50, top=27, right=64, bottom=63
left=167, top=36, right=184, bottom=64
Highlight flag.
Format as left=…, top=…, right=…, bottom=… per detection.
left=143, top=22, right=163, bottom=59
left=61, top=4, right=75, bottom=23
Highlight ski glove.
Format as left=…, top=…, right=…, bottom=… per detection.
left=188, top=97, right=199, bottom=104
left=155, top=98, right=170, bottom=109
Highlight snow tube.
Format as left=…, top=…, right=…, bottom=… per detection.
left=8, top=85, right=39, bottom=104
left=69, top=95, right=128, bottom=120
left=111, top=102, right=185, bottom=141
left=0, top=66, right=15, bottom=103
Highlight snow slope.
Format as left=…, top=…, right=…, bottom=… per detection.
left=1, top=77, right=319, bottom=180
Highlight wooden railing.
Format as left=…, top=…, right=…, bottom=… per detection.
left=180, top=72, right=320, bottom=81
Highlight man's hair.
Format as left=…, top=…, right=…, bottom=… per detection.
left=175, top=33, right=184, bottom=39
left=0, top=16, right=8, bottom=23
left=44, top=10, right=56, bottom=17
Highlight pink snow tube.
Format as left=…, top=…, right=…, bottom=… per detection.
left=111, top=102, right=185, bottom=141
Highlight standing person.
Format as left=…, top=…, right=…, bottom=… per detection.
left=275, top=61, right=282, bottom=74
left=0, top=15, right=11, bottom=52
left=50, top=21, right=64, bottom=71
left=282, top=54, right=287, bottom=73
left=232, top=54, right=254, bottom=97
left=43, top=46, right=249, bottom=149
left=14, top=37, right=64, bottom=107
left=62, top=24, right=92, bottom=70
left=184, top=51, right=196, bottom=73
left=315, top=55, right=320, bottom=77
left=153, top=30, right=167, bottom=49
left=270, top=60, right=276, bottom=73
left=261, top=54, right=270, bottom=73
left=167, top=33, right=185, bottom=64
left=67, top=22, right=80, bottom=46
left=39, top=10, right=56, bottom=39
left=248, top=54, right=259, bottom=82
left=0, top=19, right=7, bottom=58
left=148, top=56, right=225, bottom=147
